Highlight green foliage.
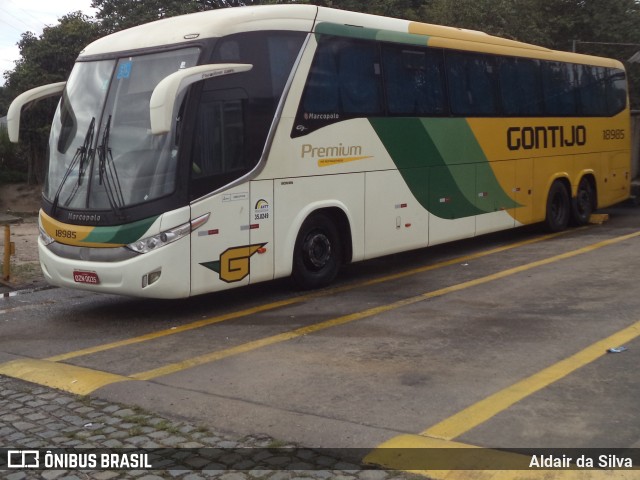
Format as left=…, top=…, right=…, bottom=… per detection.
left=0, top=128, right=26, bottom=184
left=91, top=0, right=312, bottom=33
left=91, top=0, right=206, bottom=33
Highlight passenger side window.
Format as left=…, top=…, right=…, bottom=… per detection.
left=446, top=52, right=498, bottom=116
left=293, top=34, right=627, bottom=139
left=576, top=65, right=608, bottom=115
left=542, top=62, right=578, bottom=115
left=499, top=57, right=543, bottom=115
left=607, top=68, right=627, bottom=115
left=296, top=36, right=382, bottom=135
left=381, top=44, right=446, bottom=116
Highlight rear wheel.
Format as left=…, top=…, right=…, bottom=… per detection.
left=544, top=181, right=571, bottom=232
left=571, top=177, right=595, bottom=226
left=292, top=213, right=342, bottom=290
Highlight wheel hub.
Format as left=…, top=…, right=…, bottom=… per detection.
left=304, top=233, right=331, bottom=269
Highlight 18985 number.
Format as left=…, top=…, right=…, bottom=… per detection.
left=603, top=129, right=625, bottom=140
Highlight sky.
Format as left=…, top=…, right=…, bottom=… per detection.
left=0, top=0, right=96, bottom=85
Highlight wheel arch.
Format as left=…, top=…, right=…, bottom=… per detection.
left=279, top=201, right=354, bottom=278
left=547, top=173, right=571, bottom=197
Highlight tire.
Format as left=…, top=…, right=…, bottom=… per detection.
left=571, top=177, right=595, bottom=226
left=544, top=181, right=571, bottom=232
left=292, top=213, right=342, bottom=290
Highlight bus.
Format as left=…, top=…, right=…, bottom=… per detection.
left=7, top=5, right=630, bottom=298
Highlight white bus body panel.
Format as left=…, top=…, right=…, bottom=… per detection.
left=364, top=170, right=429, bottom=259
left=249, top=180, right=275, bottom=284
left=189, top=186, right=250, bottom=296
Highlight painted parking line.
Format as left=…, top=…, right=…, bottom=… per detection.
left=363, top=233, right=640, bottom=478
left=0, top=358, right=130, bottom=395
left=366, top=321, right=640, bottom=466
left=422, top=319, right=640, bottom=441
left=46, top=230, right=570, bottom=363
left=0, top=230, right=636, bottom=396
left=130, top=230, right=640, bottom=381
left=366, top=435, right=629, bottom=479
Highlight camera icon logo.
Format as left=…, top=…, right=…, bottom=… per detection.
left=7, top=450, right=40, bottom=468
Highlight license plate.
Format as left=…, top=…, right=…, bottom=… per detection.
left=73, top=270, right=100, bottom=285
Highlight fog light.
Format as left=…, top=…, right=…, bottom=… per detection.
left=142, top=270, right=161, bottom=288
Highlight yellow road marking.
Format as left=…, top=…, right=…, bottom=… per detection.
left=0, top=358, right=130, bottom=395
left=47, top=230, right=571, bottom=363
left=422, top=318, right=640, bottom=441
left=3, top=229, right=636, bottom=395
left=364, top=232, right=640, bottom=477
left=46, top=298, right=304, bottom=362
left=365, top=435, right=629, bottom=479
left=131, top=296, right=422, bottom=380
left=131, top=230, right=640, bottom=381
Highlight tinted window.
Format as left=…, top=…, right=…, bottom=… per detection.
left=294, top=35, right=626, bottom=139
left=499, top=57, right=543, bottom=115
left=192, top=92, right=247, bottom=190
left=577, top=65, right=608, bottom=116
left=542, top=62, right=578, bottom=115
left=381, top=44, right=446, bottom=115
left=607, top=68, right=627, bottom=115
left=446, top=52, right=498, bottom=115
left=302, top=37, right=382, bottom=116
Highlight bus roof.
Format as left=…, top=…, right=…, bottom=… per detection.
left=78, top=4, right=623, bottom=69
left=79, top=5, right=318, bottom=58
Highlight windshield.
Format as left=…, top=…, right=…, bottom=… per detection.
left=45, top=48, right=200, bottom=213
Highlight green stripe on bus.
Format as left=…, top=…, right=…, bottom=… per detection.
left=369, top=118, right=519, bottom=219
left=315, top=23, right=429, bottom=46
left=421, top=118, right=519, bottom=211
left=83, top=215, right=159, bottom=245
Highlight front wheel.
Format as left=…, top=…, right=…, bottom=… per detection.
left=544, top=181, right=571, bottom=232
left=292, top=213, right=342, bottom=290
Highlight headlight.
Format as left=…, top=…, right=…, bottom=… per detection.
left=39, top=225, right=55, bottom=246
left=127, top=222, right=191, bottom=254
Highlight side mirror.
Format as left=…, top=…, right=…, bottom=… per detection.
left=149, top=63, right=253, bottom=135
left=7, top=82, right=66, bottom=143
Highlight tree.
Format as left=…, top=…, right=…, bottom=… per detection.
left=2, top=12, right=102, bottom=185
left=91, top=0, right=206, bottom=33
left=91, top=0, right=302, bottom=33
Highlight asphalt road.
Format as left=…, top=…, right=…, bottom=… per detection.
left=2, top=201, right=640, bottom=478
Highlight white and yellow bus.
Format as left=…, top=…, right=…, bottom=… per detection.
left=8, top=5, right=630, bottom=298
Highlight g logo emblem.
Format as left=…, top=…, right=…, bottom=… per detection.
left=200, top=243, right=266, bottom=283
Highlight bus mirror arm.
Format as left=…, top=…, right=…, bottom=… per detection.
left=7, top=81, right=66, bottom=143
left=149, top=63, right=253, bottom=135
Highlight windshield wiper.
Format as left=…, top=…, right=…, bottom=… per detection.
left=97, top=115, right=125, bottom=217
left=51, top=117, right=95, bottom=215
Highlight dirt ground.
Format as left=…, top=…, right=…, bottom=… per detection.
left=0, top=183, right=43, bottom=288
